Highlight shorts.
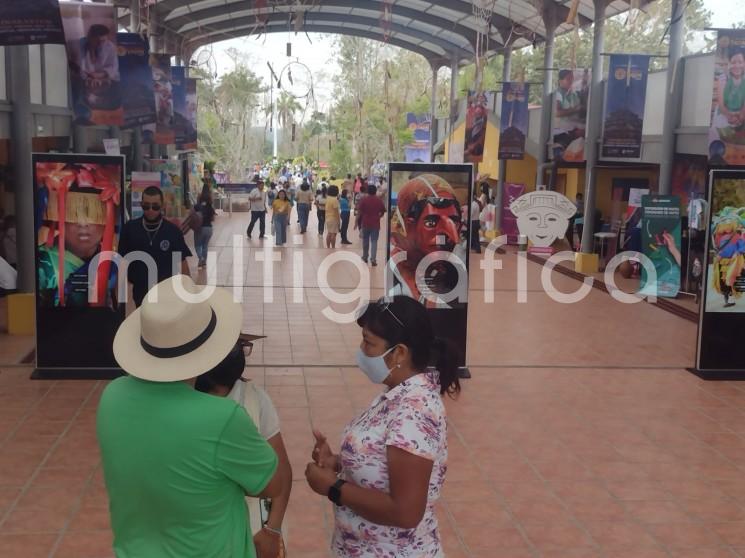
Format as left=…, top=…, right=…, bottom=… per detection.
left=326, top=220, right=340, bottom=234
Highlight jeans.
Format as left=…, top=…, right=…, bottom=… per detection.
left=247, top=210, right=266, bottom=237
left=317, top=210, right=326, bottom=235
left=297, top=203, right=310, bottom=232
left=195, top=225, right=213, bottom=264
left=362, top=228, right=379, bottom=262
left=274, top=214, right=288, bottom=245
left=470, top=220, right=481, bottom=253
left=341, top=211, right=351, bottom=243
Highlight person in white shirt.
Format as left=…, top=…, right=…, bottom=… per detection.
left=246, top=179, right=268, bottom=239
left=0, top=256, right=17, bottom=292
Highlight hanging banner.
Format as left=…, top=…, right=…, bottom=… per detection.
left=171, top=66, right=188, bottom=147
left=179, top=78, right=199, bottom=150
left=501, top=182, right=526, bottom=243
left=696, top=170, right=745, bottom=376
left=32, top=153, right=125, bottom=377
left=601, top=54, right=650, bottom=159
left=387, top=163, right=472, bottom=368
left=710, top=30, right=745, bottom=166
left=60, top=2, right=123, bottom=126
left=498, top=82, right=529, bottom=160
left=552, top=69, right=591, bottom=162
left=404, top=113, right=431, bottom=163
left=143, top=54, right=175, bottom=145
left=0, top=0, right=64, bottom=46
left=639, top=194, right=681, bottom=298
left=464, top=92, right=494, bottom=163
left=117, top=32, right=156, bottom=128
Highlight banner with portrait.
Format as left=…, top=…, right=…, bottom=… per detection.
left=696, top=169, right=745, bottom=376
left=386, top=163, right=473, bottom=369
left=0, top=0, right=64, bottom=46
left=60, top=2, right=123, bottom=126
left=601, top=54, right=650, bottom=159
left=178, top=78, right=198, bottom=150
left=552, top=69, right=591, bottom=162
left=32, top=153, right=125, bottom=377
left=116, top=32, right=156, bottom=128
left=404, top=113, right=431, bottom=163
left=710, top=30, right=745, bottom=166
left=672, top=154, right=708, bottom=293
left=639, top=195, right=681, bottom=298
left=498, top=82, right=529, bottom=160
left=143, top=54, right=175, bottom=145
left=147, top=159, right=186, bottom=222
left=464, top=91, right=494, bottom=163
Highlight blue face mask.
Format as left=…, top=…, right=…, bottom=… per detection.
left=355, top=346, right=397, bottom=384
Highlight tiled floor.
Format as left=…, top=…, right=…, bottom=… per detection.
left=1, top=211, right=745, bottom=557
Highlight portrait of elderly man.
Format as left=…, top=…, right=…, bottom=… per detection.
left=510, top=191, right=577, bottom=249
left=388, top=173, right=469, bottom=309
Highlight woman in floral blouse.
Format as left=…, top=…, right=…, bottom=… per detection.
left=305, top=296, right=461, bottom=557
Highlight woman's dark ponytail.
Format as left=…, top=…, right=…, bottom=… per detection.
left=431, top=337, right=460, bottom=397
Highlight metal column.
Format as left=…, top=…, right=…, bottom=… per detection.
left=535, top=3, right=557, bottom=187
left=495, top=48, right=512, bottom=232
left=429, top=64, right=438, bottom=163
left=130, top=0, right=144, bottom=171
left=657, top=0, right=685, bottom=195
left=8, top=46, right=35, bottom=292
left=579, top=0, right=606, bottom=254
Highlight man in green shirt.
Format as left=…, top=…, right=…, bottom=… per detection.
left=97, top=275, right=284, bottom=557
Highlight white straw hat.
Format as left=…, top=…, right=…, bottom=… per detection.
left=113, top=275, right=242, bottom=382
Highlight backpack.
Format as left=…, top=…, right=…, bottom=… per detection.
left=180, top=205, right=203, bottom=235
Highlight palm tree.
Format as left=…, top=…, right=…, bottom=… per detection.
left=276, top=91, right=303, bottom=129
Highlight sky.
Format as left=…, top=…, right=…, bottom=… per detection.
left=195, top=0, right=731, bottom=116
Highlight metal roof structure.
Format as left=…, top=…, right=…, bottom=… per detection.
left=126, top=0, right=652, bottom=69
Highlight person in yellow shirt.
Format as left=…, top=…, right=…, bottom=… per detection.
left=272, top=190, right=291, bottom=246
left=325, top=185, right=341, bottom=249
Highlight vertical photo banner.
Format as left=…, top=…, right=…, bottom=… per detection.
left=148, top=159, right=186, bottom=222
left=32, top=153, right=125, bottom=375
left=180, top=78, right=199, bottom=150
left=0, top=0, right=64, bottom=46
left=387, top=163, right=473, bottom=367
left=672, top=154, right=708, bottom=293
left=171, top=66, right=188, bottom=147
left=552, top=69, right=591, bottom=162
left=601, top=54, right=650, bottom=159
left=710, top=30, right=745, bottom=166
left=60, top=2, right=123, bottom=126
left=498, top=82, right=530, bottom=160
left=404, top=113, right=431, bottom=163
left=116, top=32, right=156, bottom=128
left=640, top=194, right=681, bottom=298
left=697, top=169, right=745, bottom=375
left=464, top=92, right=493, bottom=163
left=144, top=54, right=175, bottom=145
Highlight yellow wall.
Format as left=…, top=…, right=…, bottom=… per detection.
left=594, top=167, right=659, bottom=221
left=443, top=121, right=466, bottom=164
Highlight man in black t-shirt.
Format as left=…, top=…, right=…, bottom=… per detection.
left=118, top=186, right=192, bottom=307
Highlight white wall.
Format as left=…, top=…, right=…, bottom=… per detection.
left=29, top=45, right=42, bottom=104
left=681, top=54, right=715, bottom=129
left=44, top=45, right=68, bottom=107
left=642, top=70, right=665, bottom=137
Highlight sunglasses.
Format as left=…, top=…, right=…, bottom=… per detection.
left=141, top=203, right=162, bottom=211
left=237, top=334, right=254, bottom=356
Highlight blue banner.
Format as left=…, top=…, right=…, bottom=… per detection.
left=498, top=83, right=529, bottom=160
left=171, top=66, right=188, bottom=147
left=117, top=33, right=156, bottom=128
left=602, top=54, right=650, bottom=159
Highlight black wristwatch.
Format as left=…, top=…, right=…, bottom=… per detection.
left=327, top=478, right=347, bottom=505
